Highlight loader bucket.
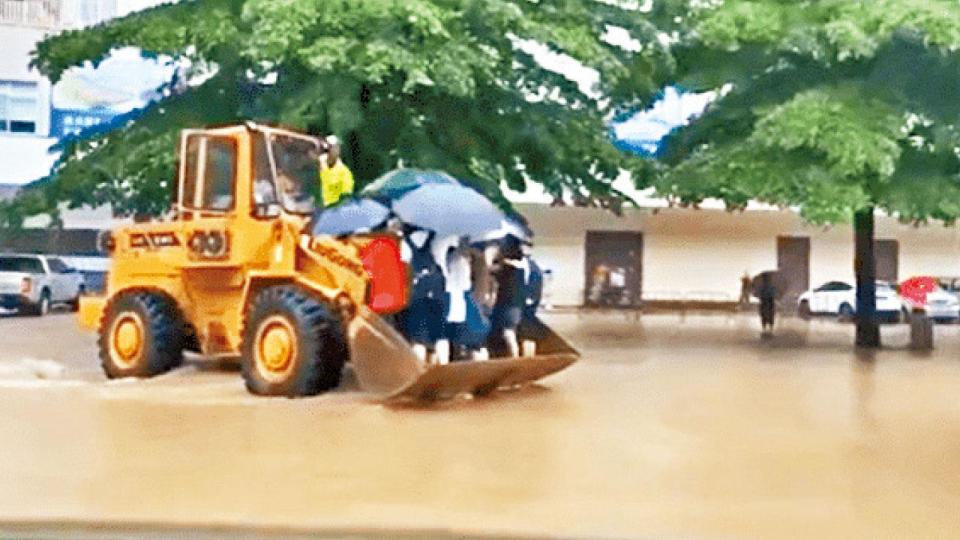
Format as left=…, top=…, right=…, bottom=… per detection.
left=347, top=307, right=579, bottom=402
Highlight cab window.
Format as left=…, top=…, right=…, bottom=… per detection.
left=180, top=135, right=237, bottom=212
left=251, top=132, right=280, bottom=217
left=0, top=256, right=43, bottom=273
left=47, top=258, right=69, bottom=273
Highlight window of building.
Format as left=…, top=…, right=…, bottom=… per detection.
left=0, top=81, right=39, bottom=134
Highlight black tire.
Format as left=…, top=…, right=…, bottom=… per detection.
left=98, top=291, right=186, bottom=378
left=25, top=289, right=51, bottom=317
left=839, top=303, right=855, bottom=321
left=241, top=285, right=347, bottom=397
left=798, top=301, right=811, bottom=320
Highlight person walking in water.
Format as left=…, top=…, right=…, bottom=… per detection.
left=757, top=272, right=777, bottom=335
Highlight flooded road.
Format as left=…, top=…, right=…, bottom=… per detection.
left=1, top=311, right=959, bottom=539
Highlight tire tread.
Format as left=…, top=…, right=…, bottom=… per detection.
left=241, top=285, right=346, bottom=397
left=98, top=290, right=186, bottom=378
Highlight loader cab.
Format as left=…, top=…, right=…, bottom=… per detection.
left=172, top=124, right=326, bottom=272
left=176, top=125, right=323, bottom=223
left=250, top=129, right=322, bottom=219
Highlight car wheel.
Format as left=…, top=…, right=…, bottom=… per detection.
left=25, top=289, right=51, bottom=317
left=69, top=285, right=85, bottom=312
left=241, top=285, right=347, bottom=397
left=98, top=291, right=187, bottom=378
left=838, top=303, right=855, bottom=321
left=798, top=301, right=812, bottom=320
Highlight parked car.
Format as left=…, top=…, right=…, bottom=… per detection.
left=0, top=254, right=86, bottom=316
left=899, top=276, right=960, bottom=323
left=936, top=276, right=960, bottom=300
left=797, top=281, right=902, bottom=322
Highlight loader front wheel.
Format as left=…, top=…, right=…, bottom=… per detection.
left=99, top=291, right=185, bottom=378
left=242, top=286, right=346, bottom=397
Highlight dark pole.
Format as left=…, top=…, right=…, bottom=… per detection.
left=854, top=207, right=880, bottom=348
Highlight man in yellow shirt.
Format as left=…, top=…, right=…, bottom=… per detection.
left=319, top=135, right=355, bottom=207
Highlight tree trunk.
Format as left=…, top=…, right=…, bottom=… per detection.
left=854, top=207, right=880, bottom=348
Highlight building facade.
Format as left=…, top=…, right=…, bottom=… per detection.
left=519, top=202, right=960, bottom=309
left=0, top=0, right=124, bottom=186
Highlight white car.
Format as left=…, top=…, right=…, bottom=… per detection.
left=797, top=281, right=902, bottom=322
left=0, top=254, right=86, bottom=316
left=916, top=290, right=960, bottom=322
left=898, top=277, right=960, bottom=323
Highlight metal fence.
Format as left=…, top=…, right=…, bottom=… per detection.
left=0, top=228, right=99, bottom=256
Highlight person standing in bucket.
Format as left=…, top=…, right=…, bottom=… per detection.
left=489, top=235, right=526, bottom=357
left=397, top=226, right=446, bottom=363
left=518, top=240, right=545, bottom=352
left=318, top=135, right=354, bottom=207
left=435, top=238, right=491, bottom=362
left=521, top=241, right=543, bottom=322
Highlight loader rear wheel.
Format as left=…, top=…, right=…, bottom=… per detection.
left=241, top=286, right=346, bottom=397
left=99, top=291, right=186, bottom=378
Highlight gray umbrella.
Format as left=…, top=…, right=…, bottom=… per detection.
left=361, top=169, right=461, bottom=201
left=311, top=198, right=392, bottom=236
left=392, top=184, right=504, bottom=237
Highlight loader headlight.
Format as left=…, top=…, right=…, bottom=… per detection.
left=188, top=232, right=204, bottom=253
left=188, top=230, right=230, bottom=260
left=204, top=230, right=227, bottom=258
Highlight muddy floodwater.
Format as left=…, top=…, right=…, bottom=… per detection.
left=1, top=311, right=959, bottom=539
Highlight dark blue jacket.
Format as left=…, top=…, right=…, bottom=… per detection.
left=524, top=257, right=543, bottom=317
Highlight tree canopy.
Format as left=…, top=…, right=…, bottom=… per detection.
left=4, top=0, right=685, bottom=224
left=655, top=0, right=960, bottom=226
left=650, top=0, right=960, bottom=347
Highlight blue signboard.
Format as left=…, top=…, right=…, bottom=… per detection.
left=50, top=108, right=118, bottom=139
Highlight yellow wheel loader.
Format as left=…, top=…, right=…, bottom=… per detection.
left=78, top=123, right=578, bottom=400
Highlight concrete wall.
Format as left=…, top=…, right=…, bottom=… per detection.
left=519, top=204, right=960, bottom=307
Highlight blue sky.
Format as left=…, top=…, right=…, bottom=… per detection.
left=612, top=88, right=715, bottom=154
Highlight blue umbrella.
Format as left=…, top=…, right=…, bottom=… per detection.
left=311, top=198, right=392, bottom=236
left=361, top=169, right=461, bottom=201
left=506, top=212, right=534, bottom=239
left=471, top=216, right=532, bottom=243
left=392, top=184, right=504, bottom=237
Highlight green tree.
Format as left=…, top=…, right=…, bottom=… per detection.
left=655, top=0, right=960, bottom=347
left=7, top=0, right=677, bottom=224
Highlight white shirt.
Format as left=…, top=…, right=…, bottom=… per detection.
left=432, top=234, right=471, bottom=323
left=400, top=230, right=430, bottom=263
left=430, top=234, right=460, bottom=277
left=445, top=252, right=471, bottom=323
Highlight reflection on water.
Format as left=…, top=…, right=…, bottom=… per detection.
left=0, top=313, right=959, bottom=539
